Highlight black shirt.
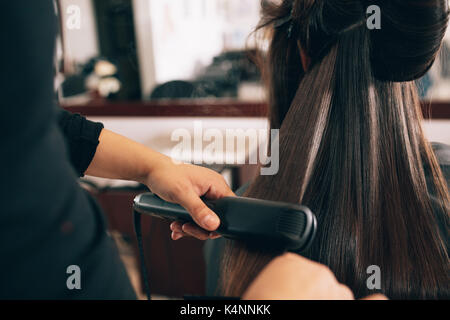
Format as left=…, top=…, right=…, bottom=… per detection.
left=57, top=108, right=104, bottom=177
left=0, top=1, right=136, bottom=299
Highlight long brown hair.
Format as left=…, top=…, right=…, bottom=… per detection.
left=221, top=0, right=450, bottom=299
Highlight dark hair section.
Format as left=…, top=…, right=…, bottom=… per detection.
left=221, top=0, right=450, bottom=299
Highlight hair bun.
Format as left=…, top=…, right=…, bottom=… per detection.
left=298, top=0, right=366, bottom=60
left=368, top=0, right=449, bottom=82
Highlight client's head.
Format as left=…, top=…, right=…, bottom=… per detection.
left=221, top=0, right=450, bottom=299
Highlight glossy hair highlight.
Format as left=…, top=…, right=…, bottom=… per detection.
left=221, top=0, right=450, bottom=299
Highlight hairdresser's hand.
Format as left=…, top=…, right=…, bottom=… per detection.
left=84, top=129, right=233, bottom=239
left=243, top=253, right=388, bottom=300
left=145, top=158, right=235, bottom=240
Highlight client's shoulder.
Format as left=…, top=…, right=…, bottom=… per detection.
left=431, top=142, right=450, bottom=184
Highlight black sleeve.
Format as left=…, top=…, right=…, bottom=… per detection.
left=57, top=108, right=104, bottom=176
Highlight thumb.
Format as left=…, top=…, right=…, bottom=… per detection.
left=176, top=190, right=220, bottom=231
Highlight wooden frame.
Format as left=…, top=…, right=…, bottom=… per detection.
left=62, top=99, right=450, bottom=119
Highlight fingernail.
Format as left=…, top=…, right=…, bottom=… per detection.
left=172, top=232, right=181, bottom=240
left=209, top=232, right=221, bottom=239
left=203, top=215, right=220, bottom=230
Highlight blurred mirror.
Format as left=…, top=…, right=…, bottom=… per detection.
left=56, top=0, right=264, bottom=102
left=56, top=0, right=450, bottom=103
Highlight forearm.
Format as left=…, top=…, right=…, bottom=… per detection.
left=85, top=128, right=232, bottom=234
left=85, top=129, right=170, bottom=184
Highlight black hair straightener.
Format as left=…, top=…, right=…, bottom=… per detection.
left=134, top=193, right=317, bottom=252
left=132, top=193, right=317, bottom=299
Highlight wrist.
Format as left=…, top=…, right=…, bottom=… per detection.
left=137, top=149, right=173, bottom=185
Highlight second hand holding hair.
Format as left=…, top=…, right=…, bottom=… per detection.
left=243, top=253, right=388, bottom=300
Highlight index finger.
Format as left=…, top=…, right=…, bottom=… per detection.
left=203, top=181, right=236, bottom=200
left=175, top=190, right=221, bottom=231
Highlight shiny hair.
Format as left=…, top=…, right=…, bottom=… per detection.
left=221, top=0, right=450, bottom=299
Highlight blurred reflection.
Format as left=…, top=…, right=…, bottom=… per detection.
left=149, top=50, right=261, bottom=100
left=144, top=0, right=262, bottom=100
left=57, top=0, right=263, bottom=102
left=418, top=39, right=450, bottom=101
left=57, top=0, right=449, bottom=103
